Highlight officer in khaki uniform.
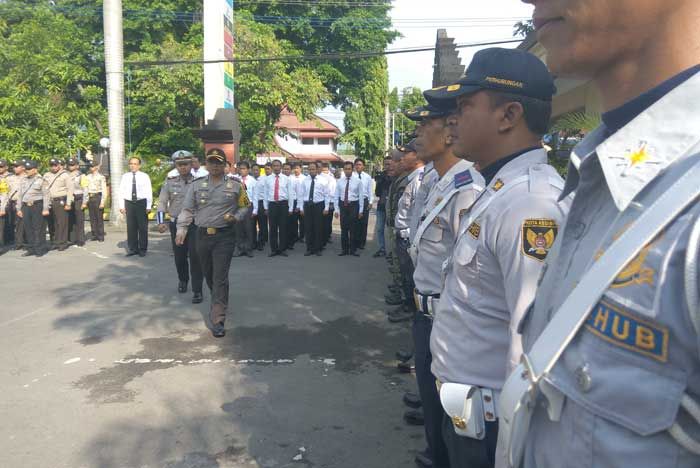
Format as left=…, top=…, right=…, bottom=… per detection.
left=7, top=158, right=28, bottom=248
left=407, top=104, right=485, bottom=468
left=499, top=1, right=700, bottom=467
left=158, top=152, right=203, bottom=303
left=17, top=160, right=50, bottom=257
left=66, top=158, right=87, bottom=246
left=385, top=149, right=410, bottom=307
left=177, top=149, right=247, bottom=338
left=85, top=161, right=107, bottom=241
left=0, top=159, right=9, bottom=250
left=43, top=157, right=74, bottom=250
left=423, top=48, right=569, bottom=468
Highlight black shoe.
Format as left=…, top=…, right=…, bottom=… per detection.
left=403, top=409, right=424, bottom=426
left=338, top=252, right=349, bottom=256
left=90, top=237, right=98, bottom=241
left=359, top=245, right=365, bottom=250
left=138, top=251, right=146, bottom=257
left=351, top=251, right=360, bottom=257
left=304, top=251, right=313, bottom=256
left=178, top=281, right=187, bottom=293
left=21, top=251, right=35, bottom=257
left=315, top=252, right=322, bottom=256
left=395, top=350, right=413, bottom=362
left=373, top=250, right=385, bottom=258
left=125, top=251, right=138, bottom=257
left=257, top=245, right=264, bottom=251
left=245, top=251, right=254, bottom=258
left=385, top=295, right=404, bottom=306
left=77, top=242, right=85, bottom=247
left=98, top=238, right=105, bottom=242
left=287, top=245, right=294, bottom=250
left=397, top=362, right=415, bottom=374
left=403, top=392, right=422, bottom=409
left=279, top=251, right=288, bottom=257
left=192, top=292, right=203, bottom=304
left=414, top=451, right=434, bottom=468
left=268, top=252, right=278, bottom=257
left=212, top=323, right=225, bottom=338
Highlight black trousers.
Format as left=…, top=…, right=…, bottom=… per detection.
left=125, top=198, right=148, bottom=253
left=11, top=201, right=25, bottom=247
left=358, top=197, right=370, bottom=248
left=50, top=197, right=70, bottom=248
left=87, top=194, right=105, bottom=240
left=303, top=201, right=324, bottom=254
left=298, top=207, right=305, bottom=240
left=196, top=226, right=235, bottom=325
left=0, top=211, right=5, bottom=247
left=69, top=194, right=86, bottom=245
left=6, top=200, right=18, bottom=244
left=442, top=413, right=498, bottom=468
left=396, top=235, right=416, bottom=307
left=268, top=200, right=289, bottom=253
left=235, top=206, right=255, bottom=253
left=256, top=200, right=268, bottom=246
left=339, top=201, right=359, bottom=254
left=23, top=201, right=47, bottom=255
left=287, top=200, right=300, bottom=248
left=169, top=221, right=203, bottom=292
left=323, top=204, right=335, bottom=246
left=414, top=310, right=450, bottom=468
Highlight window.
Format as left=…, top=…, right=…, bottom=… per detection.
left=317, top=138, right=330, bottom=145
left=302, top=137, right=314, bottom=145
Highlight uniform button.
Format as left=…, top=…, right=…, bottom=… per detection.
left=575, top=364, right=592, bottom=393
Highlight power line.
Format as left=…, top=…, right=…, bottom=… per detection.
left=127, top=38, right=522, bottom=68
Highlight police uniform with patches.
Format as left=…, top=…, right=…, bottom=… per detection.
left=17, top=160, right=50, bottom=256
left=158, top=155, right=203, bottom=302
left=7, top=158, right=28, bottom=248
left=177, top=150, right=247, bottom=337
left=43, top=158, right=74, bottom=250
left=0, top=159, right=9, bottom=248
left=423, top=48, right=570, bottom=468
left=66, top=158, right=88, bottom=246
left=512, top=66, right=700, bottom=468
left=85, top=161, right=107, bottom=241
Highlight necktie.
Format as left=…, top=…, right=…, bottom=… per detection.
left=308, top=176, right=315, bottom=202
left=344, top=176, right=350, bottom=206
left=274, top=175, right=280, bottom=201
left=131, top=172, right=137, bottom=201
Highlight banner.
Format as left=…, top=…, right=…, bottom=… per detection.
left=203, top=0, right=235, bottom=121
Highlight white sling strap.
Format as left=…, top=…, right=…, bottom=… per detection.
left=499, top=158, right=700, bottom=467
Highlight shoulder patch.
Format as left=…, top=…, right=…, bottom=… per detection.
left=522, top=219, right=558, bottom=261
left=585, top=300, right=668, bottom=362
left=492, top=179, right=505, bottom=191
left=454, top=170, right=473, bottom=188
left=467, top=222, right=481, bottom=239
left=418, top=171, right=425, bottom=182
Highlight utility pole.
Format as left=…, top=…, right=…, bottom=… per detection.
left=384, top=101, right=390, bottom=154
left=103, top=0, right=125, bottom=225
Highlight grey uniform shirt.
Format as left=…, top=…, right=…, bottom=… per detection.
left=44, top=170, right=74, bottom=205
left=18, top=175, right=50, bottom=210
left=177, top=175, right=246, bottom=231
left=520, top=72, right=700, bottom=468
left=413, top=160, right=483, bottom=296
left=430, top=149, right=569, bottom=389
left=86, top=172, right=107, bottom=196
left=7, top=174, right=24, bottom=201
left=395, top=166, right=425, bottom=235
left=409, top=163, right=438, bottom=244
left=158, top=174, right=195, bottom=220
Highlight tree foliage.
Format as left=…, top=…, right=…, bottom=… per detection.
left=388, top=86, right=426, bottom=146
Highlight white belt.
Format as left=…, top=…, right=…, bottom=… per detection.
left=413, top=291, right=439, bottom=315
left=437, top=379, right=500, bottom=440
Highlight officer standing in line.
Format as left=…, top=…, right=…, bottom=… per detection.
left=7, top=158, right=28, bottom=249
left=17, top=160, right=50, bottom=257
left=85, top=160, right=107, bottom=242
left=334, top=161, right=365, bottom=256
left=234, top=161, right=256, bottom=258
left=158, top=153, right=203, bottom=303
left=261, top=159, right=294, bottom=257
left=298, top=161, right=330, bottom=256
left=408, top=104, right=485, bottom=468
left=422, top=48, right=569, bottom=468
left=67, top=158, right=87, bottom=246
left=176, top=149, right=247, bottom=338
left=0, top=159, right=9, bottom=251
left=384, top=150, right=410, bottom=308
left=43, top=158, right=74, bottom=251
left=372, top=156, right=393, bottom=258
left=319, top=162, right=336, bottom=247
left=502, top=1, right=700, bottom=467
left=354, top=158, right=374, bottom=250
left=287, top=162, right=305, bottom=249
left=252, top=164, right=268, bottom=251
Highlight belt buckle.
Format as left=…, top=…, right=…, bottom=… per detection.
left=206, top=227, right=217, bottom=235
left=27, top=201, right=34, bottom=207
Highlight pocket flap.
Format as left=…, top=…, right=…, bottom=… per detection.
left=423, top=224, right=444, bottom=243
left=454, top=235, right=478, bottom=267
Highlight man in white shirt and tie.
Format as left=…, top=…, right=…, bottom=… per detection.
left=354, top=158, right=374, bottom=250
left=119, top=157, right=152, bottom=257
left=288, top=162, right=306, bottom=249
left=320, top=162, right=336, bottom=247
left=335, top=161, right=364, bottom=256
left=298, top=162, right=330, bottom=256
left=262, top=159, right=294, bottom=257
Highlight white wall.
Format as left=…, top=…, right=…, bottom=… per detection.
left=275, top=133, right=336, bottom=155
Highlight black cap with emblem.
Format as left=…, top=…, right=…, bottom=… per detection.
left=404, top=104, right=455, bottom=121
left=24, top=160, right=38, bottom=170
left=49, top=157, right=64, bottom=166
left=0, top=158, right=7, bottom=167
left=398, top=139, right=418, bottom=154
left=66, top=158, right=79, bottom=166
left=424, top=48, right=556, bottom=107
left=206, top=148, right=226, bottom=164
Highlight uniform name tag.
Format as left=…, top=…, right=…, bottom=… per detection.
left=454, top=170, right=473, bottom=188
left=585, top=300, right=669, bottom=362
left=467, top=222, right=480, bottom=239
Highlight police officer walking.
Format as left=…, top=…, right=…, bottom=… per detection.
left=176, top=149, right=247, bottom=338
left=423, top=48, right=569, bottom=468
left=499, top=1, right=700, bottom=467
left=85, top=161, right=107, bottom=242
left=67, top=158, right=87, bottom=246
left=44, top=158, right=74, bottom=251
left=158, top=153, right=203, bottom=303
left=17, top=160, right=50, bottom=257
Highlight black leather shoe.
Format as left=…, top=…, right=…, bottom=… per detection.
left=192, top=292, right=203, bottom=304
left=351, top=251, right=360, bottom=257
left=396, top=350, right=413, bottom=362
left=245, top=252, right=254, bottom=258
left=414, top=451, right=434, bottom=468
left=125, top=251, right=138, bottom=257
left=373, top=250, right=385, bottom=258
left=385, top=295, right=404, bottom=306
left=257, top=245, right=264, bottom=251
left=403, top=392, right=422, bottom=409
left=138, top=251, right=147, bottom=257
left=304, top=251, right=313, bottom=256
left=315, top=252, right=322, bottom=256
left=397, top=362, right=415, bottom=374
left=21, top=251, right=35, bottom=257
left=178, top=281, right=187, bottom=293
left=403, top=409, right=424, bottom=426
left=279, top=251, right=288, bottom=257
left=338, top=252, right=348, bottom=256
left=212, top=323, right=225, bottom=338
left=388, top=310, right=413, bottom=323
left=268, top=252, right=278, bottom=257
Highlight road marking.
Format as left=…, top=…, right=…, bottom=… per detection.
left=75, top=245, right=109, bottom=259
left=110, top=357, right=329, bottom=366
left=309, top=311, right=324, bottom=323
left=63, top=357, right=81, bottom=365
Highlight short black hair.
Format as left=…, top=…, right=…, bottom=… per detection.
left=354, top=158, right=365, bottom=165
left=282, top=162, right=292, bottom=169
left=321, top=162, right=330, bottom=168
left=128, top=157, right=141, bottom=164
left=485, top=90, right=552, bottom=136
left=291, top=162, right=301, bottom=168
left=237, top=161, right=250, bottom=169
left=308, top=162, right=318, bottom=169
left=251, top=164, right=259, bottom=169
left=270, top=160, right=281, bottom=167
left=343, top=161, right=354, bottom=169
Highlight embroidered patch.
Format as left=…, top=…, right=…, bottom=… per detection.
left=595, top=229, right=658, bottom=289
left=433, top=217, right=440, bottom=225
left=585, top=300, right=668, bottom=362
left=492, top=179, right=504, bottom=191
left=447, top=84, right=461, bottom=92
left=522, top=219, right=558, bottom=261
left=467, top=222, right=480, bottom=239
left=454, top=170, right=473, bottom=188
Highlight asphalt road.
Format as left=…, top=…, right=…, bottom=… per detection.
left=0, top=216, right=423, bottom=468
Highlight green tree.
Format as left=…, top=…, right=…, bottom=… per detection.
left=387, top=86, right=426, bottom=146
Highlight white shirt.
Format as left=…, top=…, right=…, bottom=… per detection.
left=356, top=171, right=374, bottom=205
left=335, top=173, right=364, bottom=212
left=167, top=167, right=209, bottom=178
left=118, top=170, right=152, bottom=210
left=320, top=172, right=336, bottom=206
left=238, top=174, right=257, bottom=203
left=262, top=173, right=295, bottom=212
left=290, top=173, right=305, bottom=207
left=298, top=174, right=331, bottom=211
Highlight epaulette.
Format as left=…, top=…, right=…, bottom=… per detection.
left=454, top=170, right=473, bottom=188
left=167, top=175, right=179, bottom=180
left=193, top=176, right=208, bottom=182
